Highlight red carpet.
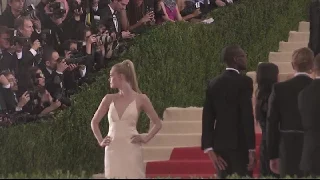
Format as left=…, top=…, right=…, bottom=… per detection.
left=146, top=133, right=262, bottom=178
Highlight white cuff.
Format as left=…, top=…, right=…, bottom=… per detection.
left=2, top=84, right=10, bottom=89
left=204, top=148, right=213, bottom=153
left=56, top=71, right=63, bottom=75
left=16, top=51, right=23, bottom=59
left=249, top=149, right=256, bottom=152
left=15, top=106, right=23, bottom=112
left=80, top=67, right=87, bottom=77
left=30, top=49, right=37, bottom=56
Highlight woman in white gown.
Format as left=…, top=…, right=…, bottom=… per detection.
left=91, top=59, right=162, bottom=179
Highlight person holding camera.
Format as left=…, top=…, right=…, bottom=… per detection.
left=0, top=26, right=19, bottom=73
left=99, top=0, right=136, bottom=42
left=41, top=47, right=71, bottom=107
left=61, top=39, right=88, bottom=95
left=0, top=0, right=25, bottom=28
left=121, top=0, right=156, bottom=34
left=0, top=71, right=30, bottom=114
left=23, top=67, right=62, bottom=115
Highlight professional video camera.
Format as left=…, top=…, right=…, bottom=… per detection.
left=20, top=4, right=38, bottom=19
left=47, top=0, right=67, bottom=19
left=58, top=54, right=87, bottom=66
left=8, top=29, right=30, bottom=46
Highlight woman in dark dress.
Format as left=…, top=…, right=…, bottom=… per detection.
left=255, top=62, right=280, bottom=178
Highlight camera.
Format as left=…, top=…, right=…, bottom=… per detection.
left=8, top=29, right=30, bottom=46
left=20, top=4, right=38, bottom=19
left=47, top=0, right=67, bottom=19
left=58, top=55, right=87, bottom=66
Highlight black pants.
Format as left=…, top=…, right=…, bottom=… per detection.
left=215, top=149, right=252, bottom=178
left=259, top=139, right=280, bottom=178
left=279, top=133, right=304, bottom=178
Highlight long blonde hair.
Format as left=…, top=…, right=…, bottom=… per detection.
left=113, top=59, right=141, bottom=93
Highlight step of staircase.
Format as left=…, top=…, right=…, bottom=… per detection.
left=278, top=41, right=308, bottom=52
left=160, top=121, right=201, bottom=134
left=298, top=21, right=310, bottom=32
left=144, top=133, right=201, bottom=147
left=247, top=71, right=292, bottom=84
left=143, top=147, right=173, bottom=162
left=288, top=31, right=309, bottom=42
left=146, top=160, right=214, bottom=174
left=163, top=107, right=202, bottom=122
left=269, top=52, right=294, bottom=62
left=269, top=61, right=293, bottom=73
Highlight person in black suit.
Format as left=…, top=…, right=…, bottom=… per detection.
left=99, top=0, right=135, bottom=40
left=267, top=47, right=314, bottom=178
left=0, top=26, right=19, bottom=73
left=201, top=45, right=256, bottom=178
left=298, top=53, right=320, bottom=177
left=308, top=0, right=320, bottom=56
left=0, top=0, right=24, bottom=28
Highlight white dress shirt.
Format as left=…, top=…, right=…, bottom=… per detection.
left=108, top=5, right=119, bottom=32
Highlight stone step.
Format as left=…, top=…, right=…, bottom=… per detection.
left=269, top=52, right=293, bottom=62
left=278, top=41, right=308, bottom=52
left=163, top=107, right=202, bottom=122
left=246, top=71, right=292, bottom=84
left=298, top=21, right=310, bottom=32
left=160, top=121, right=202, bottom=134
left=271, top=61, right=293, bottom=73
left=143, top=147, right=173, bottom=162
left=288, top=31, right=309, bottom=42
left=143, top=133, right=201, bottom=147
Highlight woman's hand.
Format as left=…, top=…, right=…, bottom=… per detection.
left=100, top=136, right=112, bottom=147
left=131, top=135, right=146, bottom=144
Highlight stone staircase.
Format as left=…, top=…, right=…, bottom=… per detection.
left=247, top=21, right=310, bottom=84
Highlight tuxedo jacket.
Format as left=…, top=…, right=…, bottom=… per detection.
left=298, top=79, right=320, bottom=173
left=201, top=69, right=255, bottom=152
left=267, top=75, right=312, bottom=160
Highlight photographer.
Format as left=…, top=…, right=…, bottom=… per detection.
left=37, top=0, right=86, bottom=52
left=41, top=47, right=71, bottom=107
left=0, top=0, right=25, bottom=28
left=0, top=71, right=30, bottom=114
left=61, top=39, right=88, bottom=95
left=123, top=0, right=156, bottom=34
left=81, top=28, right=107, bottom=73
left=0, top=26, right=18, bottom=73
left=24, top=67, right=61, bottom=115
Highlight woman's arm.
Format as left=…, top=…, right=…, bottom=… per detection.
left=140, top=94, right=162, bottom=143
left=160, top=1, right=175, bottom=22
left=91, top=94, right=112, bottom=144
left=175, top=5, right=184, bottom=21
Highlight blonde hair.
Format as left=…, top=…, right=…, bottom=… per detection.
left=113, top=59, right=141, bottom=93
left=292, top=47, right=314, bottom=72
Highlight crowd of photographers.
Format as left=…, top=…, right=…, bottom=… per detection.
left=0, top=0, right=236, bottom=127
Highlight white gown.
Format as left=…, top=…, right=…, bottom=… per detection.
left=104, top=99, right=146, bottom=179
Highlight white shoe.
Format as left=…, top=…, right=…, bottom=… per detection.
left=202, top=18, right=214, bottom=24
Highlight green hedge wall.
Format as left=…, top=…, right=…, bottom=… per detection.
left=0, top=0, right=309, bottom=176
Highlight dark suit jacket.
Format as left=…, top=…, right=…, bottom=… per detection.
left=41, top=67, right=65, bottom=99
left=267, top=75, right=312, bottom=160
left=309, top=0, right=320, bottom=55
left=201, top=69, right=255, bottom=151
left=100, top=5, right=123, bottom=37
left=298, top=79, right=320, bottom=173
left=0, top=8, right=16, bottom=28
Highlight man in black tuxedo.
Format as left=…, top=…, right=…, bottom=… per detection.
left=309, top=0, right=320, bottom=56
left=201, top=45, right=256, bottom=178
left=99, top=0, right=135, bottom=40
left=298, top=54, right=320, bottom=177
left=267, top=47, right=314, bottom=178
